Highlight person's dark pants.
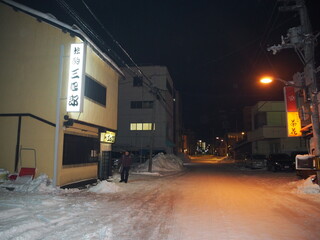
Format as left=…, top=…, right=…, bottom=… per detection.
left=121, top=166, right=130, bottom=183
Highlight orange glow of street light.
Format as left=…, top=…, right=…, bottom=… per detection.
left=260, top=76, right=273, bottom=84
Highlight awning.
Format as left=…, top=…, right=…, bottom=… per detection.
left=300, top=123, right=313, bottom=137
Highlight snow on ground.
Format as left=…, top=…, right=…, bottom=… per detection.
left=0, top=155, right=319, bottom=240
left=295, top=175, right=320, bottom=194
left=88, top=181, right=121, bottom=194
left=133, top=153, right=185, bottom=173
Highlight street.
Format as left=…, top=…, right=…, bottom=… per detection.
left=1, top=156, right=320, bottom=240
left=167, top=157, right=320, bottom=240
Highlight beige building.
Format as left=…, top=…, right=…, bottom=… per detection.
left=0, top=1, right=123, bottom=186
left=114, top=66, right=180, bottom=157
left=247, top=101, right=307, bottom=155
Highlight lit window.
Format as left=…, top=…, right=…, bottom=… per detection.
left=136, top=123, right=143, bottom=130
left=130, top=123, right=155, bottom=131
left=143, top=123, right=151, bottom=130
left=130, top=123, right=136, bottom=130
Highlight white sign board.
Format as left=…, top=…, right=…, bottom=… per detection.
left=67, top=43, right=86, bottom=112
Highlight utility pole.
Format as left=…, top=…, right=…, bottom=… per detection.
left=268, top=0, right=320, bottom=181
left=148, top=86, right=159, bottom=172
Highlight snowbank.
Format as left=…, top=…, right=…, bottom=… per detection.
left=0, top=174, right=83, bottom=193
left=88, top=180, right=121, bottom=193
left=296, top=175, right=320, bottom=194
left=134, top=153, right=185, bottom=173
left=0, top=174, right=59, bottom=193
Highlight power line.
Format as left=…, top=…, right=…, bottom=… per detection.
left=248, top=1, right=280, bottom=76
left=81, top=0, right=170, bottom=107
left=82, top=0, right=152, bottom=86
left=55, top=0, right=139, bottom=78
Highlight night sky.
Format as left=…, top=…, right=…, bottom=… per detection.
left=11, top=0, right=320, bottom=141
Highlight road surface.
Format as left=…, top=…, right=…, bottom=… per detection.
left=1, top=155, right=320, bottom=240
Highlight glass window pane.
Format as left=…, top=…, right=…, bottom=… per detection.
left=136, top=123, right=143, bottom=130
left=143, top=123, right=150, bottom=130
left=130, top=123, right=136, bottom=130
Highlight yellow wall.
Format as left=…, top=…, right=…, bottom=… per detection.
left=70, top=47, right=119, bottom=130
left=0, top=3, right=120, bottom=186
left=60, top=163, right=98, bottom=187
left=20, top=117, right=55, bottom=175
left=0, top=117, right=18, bottom=172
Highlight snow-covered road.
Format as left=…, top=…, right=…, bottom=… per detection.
left=169, top=163, right=320, bottom=240
left=1, top=157, right=320, bottom=240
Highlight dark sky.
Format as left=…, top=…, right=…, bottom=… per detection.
left=12, top=0, right=320, bottom=141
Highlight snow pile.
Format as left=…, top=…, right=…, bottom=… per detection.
left=0, top=169, right=9, bottom=182
left=0, top=174, right=58, bottom=193
left=135, top=153, right=185, bottom=172
left=133, top=172, right=162, bottom=176
left=88, top=180, right=121, bottom=193
left=296, top=176, right=320, bottom=194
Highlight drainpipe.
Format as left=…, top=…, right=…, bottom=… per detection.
left=53, top=45, right=64, bottom=187
left=14, top=116, right=22, bottom=172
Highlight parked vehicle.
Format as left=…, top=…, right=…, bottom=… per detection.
left=244, top=154, right=267, bottom=169
left=267, top=153, right=294, bottom=172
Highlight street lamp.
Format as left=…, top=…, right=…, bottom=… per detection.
left=259, top=76, right=304, bottom=88
left=259, top=75, right=320, bottom=156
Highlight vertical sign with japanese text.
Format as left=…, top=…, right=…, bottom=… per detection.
left=284, top=87, right=302, bottom=137
left=287, top=112, right=302, bottom=137
left=284, top=86, right=297, bottom=112
left=67, top=43, right=86, bottom=112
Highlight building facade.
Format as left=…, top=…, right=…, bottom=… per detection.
left=245, top=101, right=307, bottom=156
left=0, top=1, right=123, bottom=186
left=114, top=66, right=180, bottom=157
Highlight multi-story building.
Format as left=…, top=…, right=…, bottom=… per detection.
left=114, top=66, right=180, bottom=158
left=0, top=1, right=123, bottom=186
left=245, top=101, right=307, bottom=155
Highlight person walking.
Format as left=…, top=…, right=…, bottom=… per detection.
left=119, top=151, right=132, bottom=183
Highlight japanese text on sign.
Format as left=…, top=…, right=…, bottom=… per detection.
left=100, top=131, right=116, bottom=143
left=67, top=43, right=86, bottom=112
left=287, top=112, right=302, bottom=137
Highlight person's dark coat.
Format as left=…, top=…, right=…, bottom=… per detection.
left=120, top=154, right=132, bottom=167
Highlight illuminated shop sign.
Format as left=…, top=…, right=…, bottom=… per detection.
left=284, top=87, right=301, bottom=137
left=287, top=112, right=302, bottom=137
left=284, top=86, right=297, bottom=111
left=67, top=43, right=86, bottom=112
left=100, top=131, right=116, bottom=143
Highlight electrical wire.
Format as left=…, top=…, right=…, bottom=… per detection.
left=81, top=0, right=166, bottom=98
left=248, top=0, right=280, bottom=76
left=55, top=0, right=139, bottom=78
left=56, top=0, right=179, bottom=116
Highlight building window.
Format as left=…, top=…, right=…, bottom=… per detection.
left=130, top=101, right=154, bottom=109
left=133, top=76, right=143, bottom=87
left=63, top=134, right=100, bottom=165
left=254, top=112, right=267, bottom=129
left=85, top=75, right=107, bottom=106
left=130, top=123, right=155, bottom=131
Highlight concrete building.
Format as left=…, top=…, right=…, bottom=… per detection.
left=0, top=0, right=123, bottom=186
left=114, top=66, right=180, bottom=157
left=244, top=101, right=307, bottom=156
